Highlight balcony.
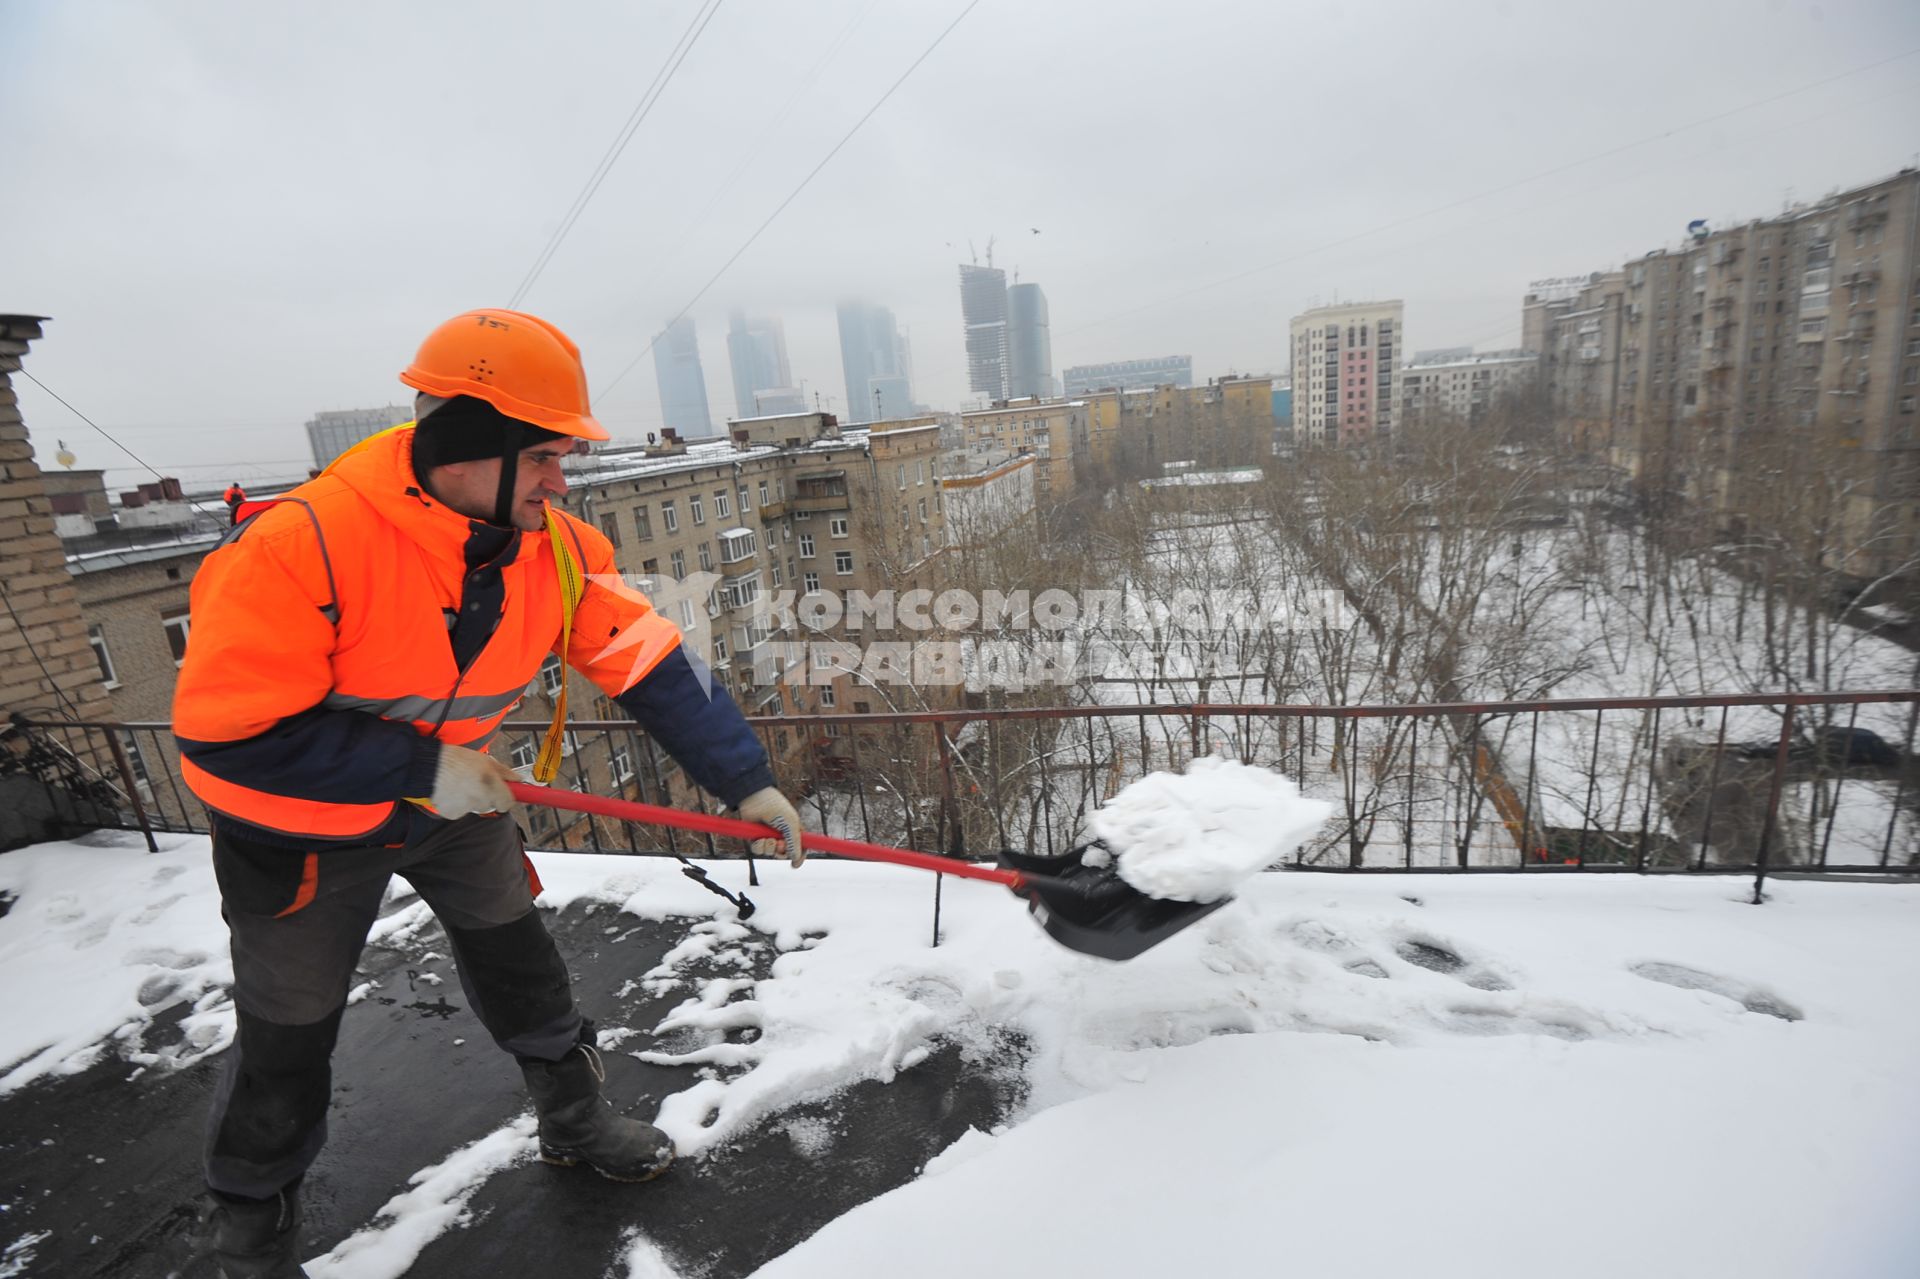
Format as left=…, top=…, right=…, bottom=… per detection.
left=791, top=492, right=852, bottom=514
left=718, top=527, right=758, bottom=565
left=791, top=470, right=851, bottom=514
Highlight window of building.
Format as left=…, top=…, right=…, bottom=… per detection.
left=714, top=635, right=729, bottom=663
left=829, top=517, right=848, bottom=538
left=819, top=685, right=836, bottom=707
left=163, top=611, right=191, bottom=665
left=917, top=497, right=927, bottom=523
left=541, top=654, right=564, bottom=696
left=916, top=460, right=926, bottom=485
left=799, top=533, right=815, bottom=558
left=662, top=501, right=679, bottom=533
left=897, top=463, right=907, bottom=490
left=670, top=548, right=686, bottom=577
left=698, top=542, right=713, bottom=572
left=834, top=550, right=853, bottom=575
left=758, top=480, right=769, bottom=506
left=690, top=495, right=705, bottom=525
left=511, top=738, right=538, bottom=771
left=610, top=740, right=634, bottom=783
left=803, top=571, right=820, bottom=594
left=88, top=624, right=118, bottom=688
left=634, top=505, right=652, bottom=540
left=770, top=560, right=782, bottom=587
left=715, top=491, right=732, bottom=519
left=599, top=514, right=621, bottom=547
left=678, top=599, right=695, bottom=627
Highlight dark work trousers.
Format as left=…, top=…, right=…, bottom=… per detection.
left=205, top=812, right=584, bottom=1200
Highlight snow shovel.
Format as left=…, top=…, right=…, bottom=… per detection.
left=507, top=782, right=1228, bottom=961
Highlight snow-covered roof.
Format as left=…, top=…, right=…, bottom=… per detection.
left=64, top=529, right=224, bottom=573
left=5, top=830, right=1915, bottom=1275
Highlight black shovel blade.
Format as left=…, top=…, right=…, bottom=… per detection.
left=995, top=846, right=1231, bottom=961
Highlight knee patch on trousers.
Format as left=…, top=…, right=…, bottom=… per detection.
left=445, top=911, right=578, bottom=1053
left=206, top=1007, right=344, bottom=1199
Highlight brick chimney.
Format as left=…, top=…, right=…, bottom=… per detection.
left=0, top=315, right=113, bottom=725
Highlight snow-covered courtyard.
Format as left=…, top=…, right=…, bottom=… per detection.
left=3, top=828, right=1917, bottom=1277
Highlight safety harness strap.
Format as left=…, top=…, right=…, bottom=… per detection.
left=533, top=507, right=584, bottom=784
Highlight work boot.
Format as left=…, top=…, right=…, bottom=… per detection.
left=520, top=1040, right=675, bottom=1182
left=208, top=1181, right=308, bottom=1278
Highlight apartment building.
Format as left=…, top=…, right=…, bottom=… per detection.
left=957, top=399, right=1088, bottom=504
left=1288, top=301, right=1403, bottom=446
left=1522, top=273, right=1627, bottom=456
left=1531, top=167, right=1920, bottom=580
left=68, top=529, right=219, bottom=824
left=542, top=411, right=953, bottom=812
left=1399, top=350, right=1539, bottom=429
left=939, top=449, right=1037, bottom=549
left=1079, top=376, right=1275, bottom=475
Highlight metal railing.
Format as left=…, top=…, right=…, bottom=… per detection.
left=15, top=688, right=1920, bottom=906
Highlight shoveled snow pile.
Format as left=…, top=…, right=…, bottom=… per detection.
left=1086, top=755, right=1333, bottom=901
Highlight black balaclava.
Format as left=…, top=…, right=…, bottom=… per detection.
left=412, top=394, right=567, bottom=527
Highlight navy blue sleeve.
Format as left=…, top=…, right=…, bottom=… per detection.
left=177, top=705, right=442, bottom=804
left=614, top=645, right=775, bottom=807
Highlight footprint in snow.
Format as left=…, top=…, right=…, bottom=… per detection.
left=130, top=893, right=187, bottom=926
left=124, top=946, right=209, bottom=970
left=1393, top=937, right=1514, bottom=992
left=1281, top=920, right=1395, bottom=980
left=1442, top=1005, right=1592, bottom=1042
left=1628, top=962, right=1803, bottom=1022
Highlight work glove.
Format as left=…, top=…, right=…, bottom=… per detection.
left=430, top=744, right=518, bottom=818
left=738, top=787, right=806, bottom=866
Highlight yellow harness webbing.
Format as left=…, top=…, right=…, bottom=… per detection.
left=534, top=507, right=584, bottom=783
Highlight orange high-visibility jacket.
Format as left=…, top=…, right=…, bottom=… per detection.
left=172, top=427, right=729, bottom=845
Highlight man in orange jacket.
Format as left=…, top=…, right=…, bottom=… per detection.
left=173, top=309, right=805, bottom=1278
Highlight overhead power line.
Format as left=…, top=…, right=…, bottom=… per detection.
left=599, top=0, right=981, bottom=402
left=507, top=0, right=728, bottom=309
left=17, top=370, right=228, bottom=533
left=1058, top=44, right=1920, bottom=341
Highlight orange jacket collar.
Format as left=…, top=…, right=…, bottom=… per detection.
left=327, top=426, right=550, bottom=563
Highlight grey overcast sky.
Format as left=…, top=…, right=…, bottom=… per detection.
left=4, top=0, right=1918, bottom=489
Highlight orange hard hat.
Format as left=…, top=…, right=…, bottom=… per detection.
left=399, top=308, right=608, bottom=441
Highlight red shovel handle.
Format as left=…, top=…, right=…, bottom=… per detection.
left=507, top=781, right=1024, bottom=889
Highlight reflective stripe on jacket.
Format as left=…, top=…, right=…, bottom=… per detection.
left=172, top=427, right=691, bottom=843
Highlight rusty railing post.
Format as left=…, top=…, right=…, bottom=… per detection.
left=103, top=727, right=159, bottom=853
left=1752, top=703, right=1796, bottom=905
